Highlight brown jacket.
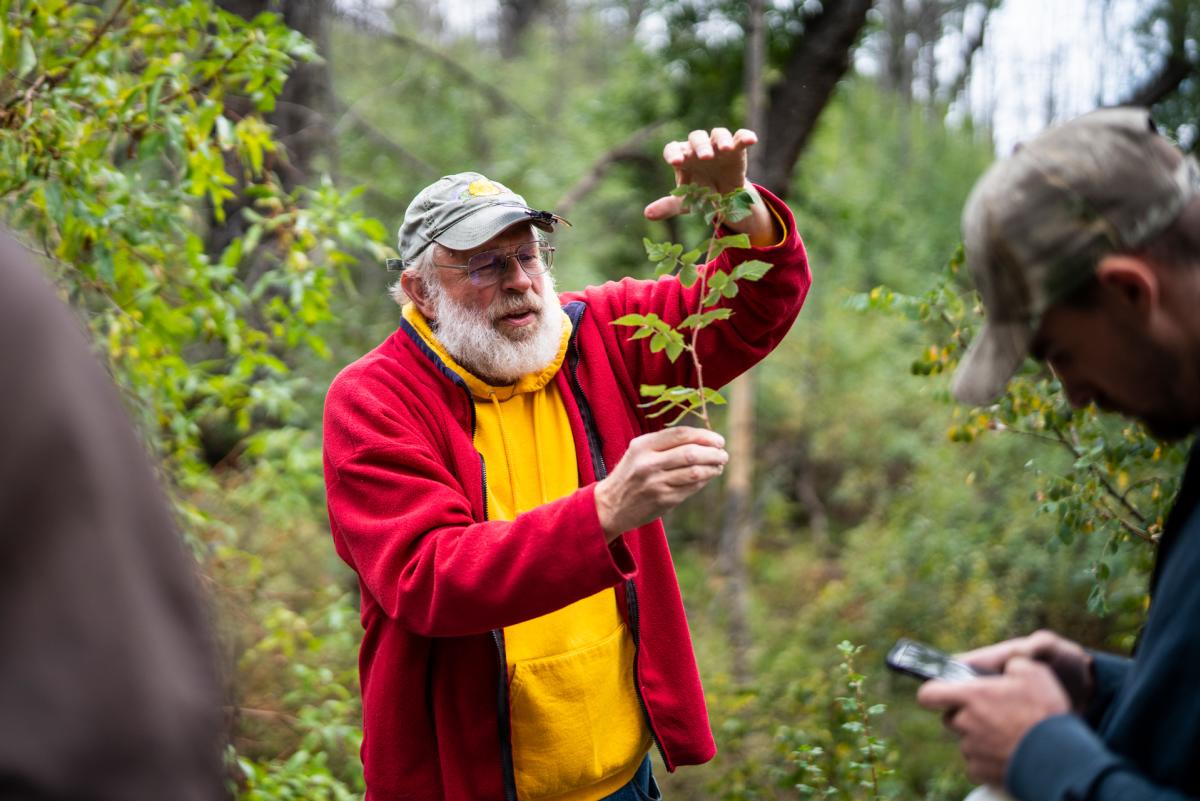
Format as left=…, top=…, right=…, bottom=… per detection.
left=0, top=234, right=228, bottom=800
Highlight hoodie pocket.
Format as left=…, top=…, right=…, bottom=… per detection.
left=507, top=622, right=650, bottom=800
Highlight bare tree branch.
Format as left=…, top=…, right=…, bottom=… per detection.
left=944, top=1, right=1000, bottom=105
left=553, top=121, right=666, bottom=214
left=1123, top=56, right=1193, bottom=108
left=329, top=97, right=438, bottom=178
left=331, top=5, right=539, bottom=122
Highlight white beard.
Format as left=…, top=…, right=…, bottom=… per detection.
left=426, top=272, right=563, bottom=385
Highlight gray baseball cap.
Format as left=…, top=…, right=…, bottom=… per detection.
left=387, top=172, right=569, bottom=270
left=952, top=107, right=1200, bottom=406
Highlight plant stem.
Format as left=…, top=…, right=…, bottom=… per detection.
left=689, top=212, right=726, bottom=430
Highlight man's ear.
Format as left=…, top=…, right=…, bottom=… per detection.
left=400, top=269, right=437, bottom=321
left=1095, top=254, right=1159, bottom=318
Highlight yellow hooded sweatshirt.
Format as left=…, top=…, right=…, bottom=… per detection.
left=404, top=304, right=651, bottom=801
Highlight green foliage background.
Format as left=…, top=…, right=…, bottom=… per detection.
left=1, top=1, right=1193, bottom=798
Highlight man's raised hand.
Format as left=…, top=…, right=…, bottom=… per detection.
left=644, top=127, right=779, bottom=246
left=594, top=426, right=728, bottom=541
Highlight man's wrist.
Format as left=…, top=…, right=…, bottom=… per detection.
left=594, top=477, right=622, bottom=542
left=723, top=181, right=780, bottom=246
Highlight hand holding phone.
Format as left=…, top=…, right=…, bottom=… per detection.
left=886, top=638, right=982, bottom=683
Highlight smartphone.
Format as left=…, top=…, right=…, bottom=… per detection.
left=886, top=638, right=981, bottom=683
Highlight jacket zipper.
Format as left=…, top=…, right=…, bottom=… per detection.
left=566, top=317, right=607, bottom=481
left=625, top=580, right=669, bottom=767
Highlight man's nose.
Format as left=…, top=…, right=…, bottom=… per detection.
left=498, top=254, right=533, bottom=292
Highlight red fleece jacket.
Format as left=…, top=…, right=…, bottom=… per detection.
left=322, top=187, right=811, bottom=800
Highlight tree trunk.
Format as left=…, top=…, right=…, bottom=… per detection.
left=498, top=0, right=550, bottom=59
left=757, top=0, right=875, bottom=198
left=208, top=0, right=332, bottom=262
left=717, top=0, right=768, bottom=690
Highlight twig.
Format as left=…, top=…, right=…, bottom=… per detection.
left=689, top=214, right=726, bottom=428
left=1051, top=426, right=1148, bottom=525
left=554, top=121, right=666, bottom=214
left=1096, top=500, right=1157, bottom=545
left=333, top=9, right=538, bottom=122
left=3, top=0, right=133, bottom=110
left=156, top=38, right=254, bottom=108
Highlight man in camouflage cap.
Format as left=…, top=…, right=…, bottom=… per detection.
left=919, top=107, right=1200, bottom=801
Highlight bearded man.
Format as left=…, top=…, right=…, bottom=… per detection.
left=917, top=108, right=1200, bottom=801
left=322, top=127, right=812, bottom=801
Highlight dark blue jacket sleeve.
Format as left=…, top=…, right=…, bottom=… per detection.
left=1008, top=716, right=1196, bottom=801
left=1083, top=651, right=1132, bottom=728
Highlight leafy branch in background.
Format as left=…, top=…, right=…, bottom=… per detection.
left=1, top=2, right=390, bottom=794
left=778, top=641, right=895, bottom=800
left=850, top=248, right=1189, bottom=613
left=612, top=183, right=773, bottom=428
left=0, top=0, right=392, bottom=481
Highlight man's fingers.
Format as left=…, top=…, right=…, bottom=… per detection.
left=732, top=128, right=758, bottom=150
left=653, top=442, right=729, bottom=472
left=958, top=639, right=1023, bottom=673
left=644, top=195, right=686, bottom=221
left=661, top=461, right=724, bottom=488
left=917, top=678, right=971, bottom=711
left=662, top=140, right=695, bottom=166
left=688, top=129, right=714, bottom=159
left=711, top=127, right=734, bottom=151
left=640, top=425, right=725, bottom=450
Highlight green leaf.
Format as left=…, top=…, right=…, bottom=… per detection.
left=17, top=33, right=36, bottom=79
left=643, top=237, right=672, bottom=262
left=732, top=259, right=773, bottom=282
left=147, top=77, right=165, bottom=123
left=679, top=308, right=732, bottom=329
left=612, top=313, right=650, bottom=327
left=639, top=384, right=667, bottom=397
left=713, top=233, right=751, bottom=250
left=678, top=260, right=699, bottom=288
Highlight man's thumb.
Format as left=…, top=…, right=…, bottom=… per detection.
left=644, top=195, right=686, bottom=221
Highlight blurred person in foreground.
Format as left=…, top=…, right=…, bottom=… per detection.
left=0, top=233, right=227, bottom=800
left=321, top=127, right=811, bottom=800
left=917, top=107, right=1200, bottom=801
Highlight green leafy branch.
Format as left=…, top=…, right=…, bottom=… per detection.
left=612, top=183, right=773, bottom=427
left=784, top=641, right=894, bottom=800
left=849, top=247, right=1188, bottom=613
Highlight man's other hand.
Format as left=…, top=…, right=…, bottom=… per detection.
left=957, top=630, right=1095, bottom=713
left=595, top=426, right=728, bottom=541
left=643, top=127, right=779, bottom=246
left=917, top=657, right=1072, bottom=787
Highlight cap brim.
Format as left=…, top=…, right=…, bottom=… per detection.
left=951, top=320, right=1035, bottom=406
left=436, top=207, right=555, bottom=252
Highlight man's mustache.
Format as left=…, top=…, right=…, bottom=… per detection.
left=489, top=290, right=544, bottom=321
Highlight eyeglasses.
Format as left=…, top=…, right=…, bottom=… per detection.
left=435, top=241, right=555, bottom=288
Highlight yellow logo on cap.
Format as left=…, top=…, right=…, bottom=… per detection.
left=467, top=179, right=503, bottom=197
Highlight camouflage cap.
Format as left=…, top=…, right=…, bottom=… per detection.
left=387, top=172, right=569, bottom=270
left=952, top=107, right=1200, bottom=405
